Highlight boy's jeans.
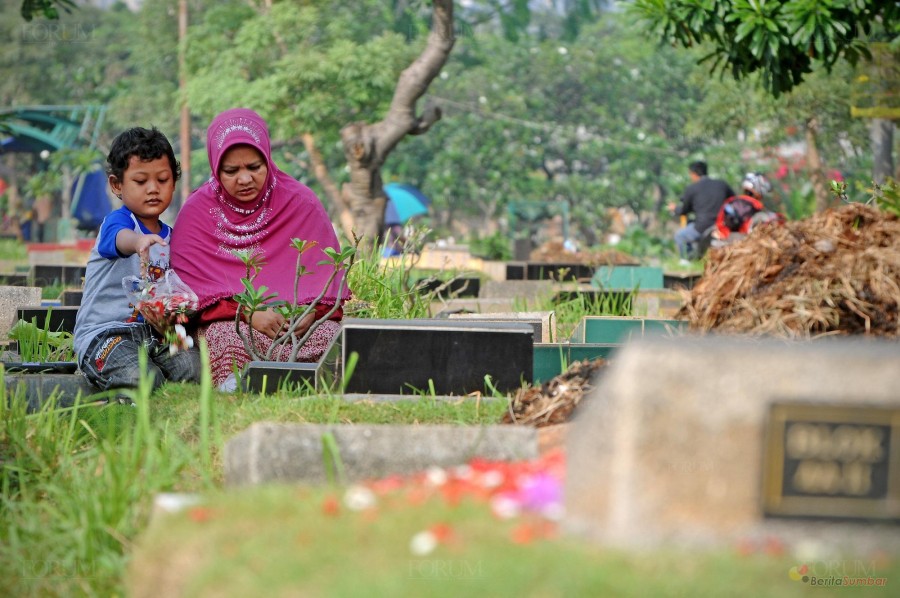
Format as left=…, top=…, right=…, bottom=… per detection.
left=79, top=324, right=200, bottom=392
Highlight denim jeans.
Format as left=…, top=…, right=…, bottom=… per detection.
left=79, top=324, right=201, bottom=392
left=674, top=222, right=702, bottom=259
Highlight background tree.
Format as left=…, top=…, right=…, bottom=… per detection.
left=631, top=0, right=899, bottom=210
left=628, top=0, right=899, bottom=97
left=338, top=0, right=455, bottom=247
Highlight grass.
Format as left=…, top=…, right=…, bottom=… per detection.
left=125, top=485, right=883, bottom=598
left=0, top=237, right=27, bottom=262
left=6, top=316, right=76, bottom=362
left=0, top=347, right=513, bottom=597
left=0, top=241, right=710, bottom=596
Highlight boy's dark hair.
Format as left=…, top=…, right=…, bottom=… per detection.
left=107, top=126, right=181, bottom=182
left=688, top=161, right=708, bottom=177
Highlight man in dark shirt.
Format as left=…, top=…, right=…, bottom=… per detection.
left=669, top=161, right=735, bottom=262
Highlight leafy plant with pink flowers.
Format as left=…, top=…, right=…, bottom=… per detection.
left=231, top=237, right=357, bottom=362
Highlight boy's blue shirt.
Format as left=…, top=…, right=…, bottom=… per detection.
left=73, top=206, right=172, bottom=361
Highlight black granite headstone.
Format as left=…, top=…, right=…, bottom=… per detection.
left=241, top=361, right=318, bottom=394
left=505, top=263, right=526, bottom=281
left=16, top=306, right=80, bottom=334
left=415, top=276, right=481, bottom=298
left=59, top=290, right=84, bottom=306
left=527, top=262, right=594, bottom=282
left=0, top=273, right=29, bottom=286
left=32, top=265, right=86, bottom=287
left=663, top=272, right=702, bottom=291
left=322, top=318, right=534, bottom=395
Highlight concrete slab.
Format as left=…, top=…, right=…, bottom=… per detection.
left=565, top=335, right=900, bottom=554
left=225, top=423, right=538, bottom=486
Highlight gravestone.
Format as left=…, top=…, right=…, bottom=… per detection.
left=447, top=311, right=556, bottom=342
left=431, top=297, right=518, bottom=316
left=59, top=289, right=83, bottom=306
left=566, top=335, right=900, bottom=553
left=31, top=264, right=86, bottom=287
left=415, top=275, right=481, bottom=298
left=4, top=373, right=96, bottom=412
left=663, top=271, right=702, bottom=291
left=527, top=262, right=594, bottom=282
left=0, top=274, right=28, bottom=286
left=225, top=423, right=538, bottom=486
left=632, top=289, right=686, bottom=319
left=16, top=306, right=79, bottom=334
left=532, top=343, right=619, bottom=384
left=0, top=286, right=42, bottom=339
left=320, top=318, right=533, bottom=395
left=479, top=280, right=555, bottom=306
left=241, top=361, right=318, bottom=394
left=568, top=316, right=685, bottom=344
left=592, top=266, right=664, bottom=290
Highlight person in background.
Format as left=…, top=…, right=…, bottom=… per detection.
left=170, top=108, right=351, bottom=391
left=668, top=160, right=735, bottom=263
left=73, top=127, right=200, bottom=401
left=712, top=172, right=784, bottom=246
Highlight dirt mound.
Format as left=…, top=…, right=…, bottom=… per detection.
left=529, top=241, right=639, bottom=266
left=502, top=358, right=607, bottom=427
left=680, top=203, right=900, bottom=337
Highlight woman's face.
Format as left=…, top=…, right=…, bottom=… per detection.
left=218, top=144, right=268, bottom=202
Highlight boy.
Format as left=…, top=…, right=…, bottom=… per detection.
left=73, top=127, right=200, bottom=400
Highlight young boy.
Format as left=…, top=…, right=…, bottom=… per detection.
left=73, top=127, right=200, bottom=400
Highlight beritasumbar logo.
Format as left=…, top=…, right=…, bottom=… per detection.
left=789, top=563, right=887, bottom=587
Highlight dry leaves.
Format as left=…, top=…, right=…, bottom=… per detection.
left=502, top=358, right=607, bottom=427
left=680, top=203, right=900, bottom=338
left=529, top=240, right=639, bottom=266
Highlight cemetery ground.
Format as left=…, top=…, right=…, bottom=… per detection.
left=6, top=369, right=883, bottom=598
left=3, top=204, right=900, bottom=596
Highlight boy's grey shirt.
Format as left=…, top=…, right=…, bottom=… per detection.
left=73, top=205, right=172, bottom=361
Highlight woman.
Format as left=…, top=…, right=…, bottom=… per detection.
left=170, top=108, right=350, bottom=390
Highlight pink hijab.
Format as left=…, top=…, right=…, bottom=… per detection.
left=170, top=108, right=349, bottom=310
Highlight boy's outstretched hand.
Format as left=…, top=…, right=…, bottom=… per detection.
left=136, top=234, right=167, bottom=277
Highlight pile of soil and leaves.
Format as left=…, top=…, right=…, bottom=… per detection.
left=502, top=358, right=608, bottom=427
left=529, top=240, right=639, bottom=266
left=680, top=203, right=900, bottom=337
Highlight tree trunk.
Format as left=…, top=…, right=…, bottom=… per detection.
left=870, top=118, right=895, bottom=184
left=805, top=117, right=831, bottom=212
left=340, top=0, right=455, bottom=250
left=301, top=133, right=354, bottom=240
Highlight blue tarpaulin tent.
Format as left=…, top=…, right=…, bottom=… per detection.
left=71, top=169, right=111, bottom=231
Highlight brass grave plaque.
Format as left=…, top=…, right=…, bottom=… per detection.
left=763, top=403, right=900, bottom=521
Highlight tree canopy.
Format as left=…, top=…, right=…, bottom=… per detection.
left=629, top=0, right=900, bottom=97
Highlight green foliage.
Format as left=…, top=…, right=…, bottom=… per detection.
left=610, top=225, right=668, bottom=260
left=19, top=0, right=75, bottom=21
left=0, top=350, right=215, bottom=596
left=867, top=178, right=900, bottom=217
left=629, top=0, right=899, bottom=97
left=7, top=317, right=74, bottom=362
left=231, top=239, right=356, bottom=362
left=468, top=230, right=512, bottom=261
left=344, top=232, right=435, bottom=320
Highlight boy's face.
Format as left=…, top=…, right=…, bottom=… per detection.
left=109, top=155, right=175, bottom=229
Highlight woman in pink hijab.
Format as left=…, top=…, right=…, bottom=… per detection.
left=171, top=108, right=349, bottom=389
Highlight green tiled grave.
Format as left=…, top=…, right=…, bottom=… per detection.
left=592, top=266, right=664, bottom=290
left=532, top=343, right=619, bottom=384
left=569, top=316, right=686, bottom=344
